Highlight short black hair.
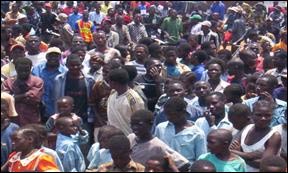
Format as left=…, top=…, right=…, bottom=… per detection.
left=67, top=53, right=82, bottom=64
left=16, top=127, right=42, bottom=149
left=131, top=109, right=154, bottom=123
left=98, top=125, right=124, bottom=140
left=23, top=124, right=47, bottom=145
left=148, top=43, right=162, bottom=56
left=49, top=38, right=64, bottom=48
left=144, top=58, right=160, bottom=69
left=207, top=92, right=225, bottom=101
left=135, top=44, right=149, bottom=55
left=260, top=156, right=287, bottom=172
left=14, top=57, right=32, bottom=69
left=138, top=38, right=154, bottom=47
left=164, top=46, right=177, bottom=56
left=55, top=116, right=73, bottom=130
left=193, top=50, right=208, bottom=63
left=178, top=43, right=191, bottom=53
left=108, top=135, right=130, bottom=151
left=239, top=48, right=257, bottom=60
left=206, top=58, right=226, bottom=73
left=123, top=65, right=138, bottom=82
left=252, top=100, right=274, bottom=112
left=259, top=74, right=279, bottom=90
left=190, top=160, right=216, bottom=172
left=223, top=84, right=244, bottom=98
left=209, top=129, right=233, bottom=144
left=274, top=50, right=287, bottom=59
left=71, top=46, right=86, bottom=54
left=218, top=49, right=232, bottom=61
left=228, top=103, right=251, bottom=118
left=227, top=59, right=244, bottom=70
left=164, top=96, right=187, bottom=113
left=109, top=68, right=129, bottom=85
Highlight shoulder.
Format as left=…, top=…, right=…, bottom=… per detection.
left=97, top=162, right=114, bottom=171
left=156, top=121, right=170, bottom=129
left=198, top=152, right=211, bottom=160
left=275, top=99, right=287, bottom=107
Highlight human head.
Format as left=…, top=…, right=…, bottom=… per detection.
left=223, top=84, right=244, bottom=104
left=72, top=35, right=86, bottom=48
left=260, top=156, right=287, bottom=172
left=133, top=13, right=142, bottom=25
left=217, top=49, right=232, bottom=62
left=123, top=65, right=138, bottom=85
left=148, top=43, right=163, bottom=61
left=46, top=47, right=61, bottom=68
left=177, top=43, right=191, bottom=59
left=102, top=61, right=121, bottom=81
left=26, top=35, right=41, bottom=54
left=130, top=109, right=153, bottom=139
left=71, top=46, right=86, bottom=63
left=188, top=35, right=199, bottom=49
left=66, top=54, right=83, bottom=75
left=98, top=125, right=124, bottom=149
left=93, top=30, right=107, bottom=47
left=256, top=74, right=278, bottom=95
left=57, top=96, right=74, bottom=116
left=226, top=58, right=244, bottom=76
left=55, top=116, right=78, bottom=135
left=193, top=81, right=211, bottom=98
left=207, top=129, right=232, bottom=154
left=10, top=44, right=25, bottom=61
left=102, top=19, right=113, bottom=33
left=239, top=49, right=258, bottom=70
left=228, top=103, right=251, bottom=130
left=82, top=10, right=89, bottom=21
left=14, top=58, right=32, bottom=80
left=191, top=50, right=208, bottom=65
left=89, top=52, right=104, bottom=71
left=252, top=100, right=274, bottom=129
left=108, top=135, right=132, bottom=169
left=108, top=68, right=129, bottom=89
left=170, top=9, right=177, bottom=19
left=164, top=46, right=178, bottom=66
left=206, top=59, right=225, bottom=80
left=145, top=156, right=170, bottom=172
left=23, top=124, right=47, bottom=146
left=166, top=80, right=186, bottom=97
left=164, top=96, right=187, bottom=124
left=201, top=21, right=211, bottom=34
left=134, top=44, right=149, bottom=64
left=190, top=160, right=216, bottom=172
left=115, top=15, right=124, bottom=26
left=272, top=50, right=287, bottom=71
left=206, top=92, right=226, bottom=116
left=11, top=127, right=42, bottom=153
left=179, top=71, right=197, bottom=94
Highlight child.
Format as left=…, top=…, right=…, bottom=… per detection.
left=154, top=97, right=207, bottom=164
left=1, top=99, right=19, bottom=155
left=198, top=129, right=246, bottom=172
left=129, top=109, right=190, bottom=171
left=55, top=116, right=88, bottom=172
left=46, top=96, right=82, bottom=132
left=1, top=127, right=59, bottom=172
left=87, top=125, right=124, bottom=170
left=190, top=160, right=216, bottom=172
left=145, top=155, right=179, bottom=172
left=260, top=156, right=287, bottom=172
left=97, top=135, right=145, bottom=172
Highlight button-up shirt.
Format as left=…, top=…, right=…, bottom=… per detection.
left=154, top=121, right=206, bottom=163
left=127, top=21, right=148, bottom=44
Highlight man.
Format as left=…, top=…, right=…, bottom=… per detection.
left=210, top=1, right=225, bottom=20
left=4, top=2, right=26, bottom=27
left=196, top=21, right=219, bottom=49
left=32, top=47, right=67, bottom=122
left=143, top=5, right=161, bottom=37
left=68, top=6, right=82, bottom=31
left=2, top=58, right=44, bottom=126
left=111, top=15, right=132, bottom=45
left=75, top=10, right=96, bottom=47
left=55, top=13, right=74, bottom=49
left=40, top=2, right=57, bottom=43
left=161, top=9, right=183, bottom=45
left=102, top=19, right=119, bottom=48
left=88, top=3, right=105, bottom=27
left=25, top=35, right=47, bottom=68
left=128, top=13, right=148, bottom=45
left=126, top=44, right=149, bottom=76
left=107, top=68, right=145, bottom=135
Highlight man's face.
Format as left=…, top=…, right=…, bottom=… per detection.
left=10, top=48, right=25, bottom=61
left=15, top=64, right=31, bottom=80
left=167, top=83, right=185, bottom=97
left=207, top=64, right=222, bottom=80
left=134, top=47, right=147, bottom=63
left=26, top=36, right=41, bottom=52
left=194, top=82, right=211, bottom=98
left=206, top=95, right=225, bottom=115
left=46, top=53, right=61, bottom=67
left=94, top=32, right=106, bottom=46
left=256, top=77, right=270, bottom=95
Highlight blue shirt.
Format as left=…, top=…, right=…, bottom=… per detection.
left=243, top=96, right=287, bottom=127
left=56, top=131, right=89, bottom=172
left=192, top=64, right=205, bottom=81
left=32, top=63, right=68, bottom=117
left=198, top=152, right=246, bottom=172
left=210, top=1, right=225, bottom=20
left=1, top=122, right=19, bottom=154
left=87, top=143, right=112, bottom=169
left=154, top=121, right=207, bottom=163
left=68, top=13, right=83, bottom=31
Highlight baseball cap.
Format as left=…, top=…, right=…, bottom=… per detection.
left=56, top=13, right=68, bottom=22
left=46, top=47, right=61, bottom=55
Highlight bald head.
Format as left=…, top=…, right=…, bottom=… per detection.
left=208, top=129, right=233, bottom=144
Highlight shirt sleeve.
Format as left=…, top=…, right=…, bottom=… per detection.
left=37, top=154, right=60, bottom=172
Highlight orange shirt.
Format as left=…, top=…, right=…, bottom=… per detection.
left=8, top=149, right=59, bottom=172
left=272, top=41, right=287, bottom=52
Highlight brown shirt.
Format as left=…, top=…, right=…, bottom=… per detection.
left=96, top=160, right=145, bottom=172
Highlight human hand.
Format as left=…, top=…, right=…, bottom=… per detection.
left=229, top=140, right=241, bottom=151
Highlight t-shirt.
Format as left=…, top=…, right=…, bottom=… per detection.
left=198, top=152, right=246, bottom=172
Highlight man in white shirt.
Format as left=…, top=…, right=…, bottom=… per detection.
left=89, top=3, right=105, bottom=27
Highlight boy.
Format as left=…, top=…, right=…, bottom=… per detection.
left=198, top=129, right=246, bottom=172
left=129, top=109, right=191, bottom=171
left=154, top=97, right=206, bottom=164
left=87, top=125, right=124, bottom=170
left=97, top=135, right=145, bottom=172
left=55, top=116, right=88, bottom=172
left=46, top=96, right=82, bottom=132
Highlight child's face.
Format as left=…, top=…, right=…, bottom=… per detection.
left=57, top=100, right=73, bottom=115
left=228, top=114, right=249, bottom=130
left=130, top=119, right=150, bottom=138
left=110, top=149, right=131, bottom=169
left=145, top=160, right=164, bottom=172
left=62, top=119, right=78, bottom=135
left=67, top=60, right=82, bottom=75
left=165, top=51, right=177, bottom=65
left=11, top=131, right=31, bottom=152
left=207, top=133, right=223, bottom=154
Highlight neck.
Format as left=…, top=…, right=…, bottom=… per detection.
left=117, top=85, right=129, bottom=95
left=209, top=78, right=220, bottom=87
left=198, top=97, right=206, bottom=107
left=28, top=50, right=40, bottom=55
left=97, top=45, right=107, bottom=52
left=135, top=59, right=145, bottom=65
left=68, top=71, right=83, bottom=78
left=46, top=64, right=59, bottom=71
left=21, top=148, right=37, bottom=159
left=174, top=118, right=187, bottom=128
left=215, top=149, right=231, bottom=161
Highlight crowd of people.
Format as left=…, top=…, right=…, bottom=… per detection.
left=1, top=1, right=287, bottom=172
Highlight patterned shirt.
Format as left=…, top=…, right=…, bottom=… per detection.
left=127, top=22, right=148, bottom=44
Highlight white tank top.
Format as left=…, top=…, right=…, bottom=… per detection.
left=240, top=124, right=278, bottom=172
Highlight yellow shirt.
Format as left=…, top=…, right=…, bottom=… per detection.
left=100, top=4, right=113, bottom=15
left=1, top=62, right=16, bottom=78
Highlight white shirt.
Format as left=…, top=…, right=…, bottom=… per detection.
left=88, top=11, right=105, bottom=25
left=25, top=52, right=47, bottom=67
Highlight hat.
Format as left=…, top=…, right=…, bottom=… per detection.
left=190, top=14, right=202, bottom=20
left=201, top=21, right=211, bottom=27
left=46, top=47, right=61, bottom=55
left=279, top=68, right=287, bottom=78
left=44, top=2, right=52, bottom=8
left=56, top=13, right=68, bottom=22
left=10, top=44, right=25, bottom=52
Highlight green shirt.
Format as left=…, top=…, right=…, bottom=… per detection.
left=198, top=152, right=247, bottom=172
left=161, top=17, right=183, bottom=44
